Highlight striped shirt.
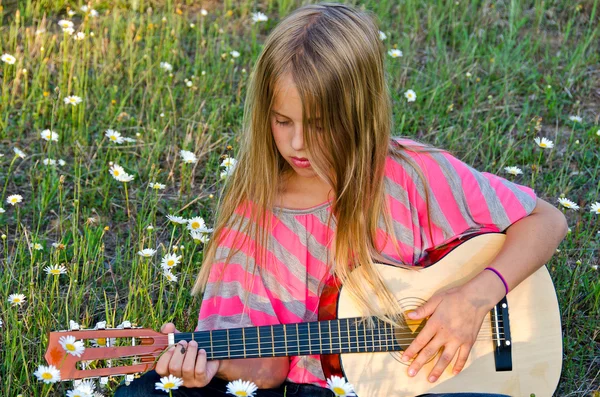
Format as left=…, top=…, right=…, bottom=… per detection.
left=195, top=137, right=537, bottom=387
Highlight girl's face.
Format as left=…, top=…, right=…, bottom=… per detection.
left=270, top=74, right=324, bottom=182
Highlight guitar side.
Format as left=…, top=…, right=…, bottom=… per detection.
left=322, top=233, right=563, bottom=397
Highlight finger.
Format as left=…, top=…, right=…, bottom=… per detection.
left=194, top=349, right=209, bottom=386
left=168, top=340, right=188, bottom=378
left=161, top=322, right=180, bottom=334
left=427, top=343, right=460, bottom=382
left=407, top=295, right=442, bottom=320
left=402, top=320, right=437, bottom=362
left=452, top=344, right=471, bottom=375
left=182, top=340, right=198, bottom=385
left=407, top=335, right=445, bottom=378
left=155, top=344, right=177, bottom=376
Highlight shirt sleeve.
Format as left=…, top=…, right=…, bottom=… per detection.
left=195, top=204, right=280, bottom=332
left=396, top=143, right=537, bottom=251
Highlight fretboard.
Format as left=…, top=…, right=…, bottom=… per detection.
left=173, top=317, right=408, bottom=360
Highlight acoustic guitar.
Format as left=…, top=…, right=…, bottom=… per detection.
left=44, top=232, right=563, bottom=396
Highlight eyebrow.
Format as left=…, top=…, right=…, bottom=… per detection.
left=270, top=110, right=321, bottom=121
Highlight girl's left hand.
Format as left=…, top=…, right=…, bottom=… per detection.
left=400, top=285, right=493, bottom=383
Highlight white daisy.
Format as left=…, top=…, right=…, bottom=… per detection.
left=40, top=129, right=59, bottom=141
left=116, top=173, right=134, bottom=183
left=201, top=9, right=208, bottom=16
left=589, top=202, right=600, bottom=214
left=404, top=89, right=416, bottom=102
left=163, top=270, right=178, bottom=283
left=161, top=253, right=182, bottom=270
left=91, top=336, right=116, bottom=347
left=74, top=32, right=86, bottom=40
left=220, top=169, right=232, bottom=180
left=105, top=129, right=124, bottom=144
left=123, top=137, right=137, bottom=143
left=534, top=137, right=554, bottom=149
left=64, top=95, right=83, bottom=106
left=59, top=335, right=86, bottom=357
left=43, top=158, right=57, bottom=166
left=180, top=149, right=198, bottom=164
left=326, top=375, right=356, bottom=397
left=504, top=166, right=523, bottom=176
left=155, top=374, right=184, bottom=392
left=190, top=229, right=211, bottom=244
left=8, top=293, right=26, bottom=306
left=67, top=9, right=76, bottom=17
left=58, top=20, right=74, bottom=29
left=187, top=216, right=207, bottom=232
left=109, top=164, right=126, bottom=180
left=1, top=53, right=16, bottom=64
left=149, top=182, right=166, bottom=190
left=568, top=115, right=582, bottom=123
left=30, top=242, right=43, bottom=250
left=7, top=194, right=23, bottom=206
left=230, top=50, right=240, bottom=58
left=251, top=12, right=268, bottom=23
left=379, top=31, right=387, bottom=40
left=80, top=5, right=89, bottom=12
left=66, top=387, right=93, bottom=397
left=63, top=27, right=75, bottom=35
left=159, top=61, right=173, bottom=71
left=166, top=214, right=187, bottom=224
left=45, top=264, right=67, bottom=276
left=558, top=197, right=579, bottom=211
left=33, top=364, right=61, bottom=384
left=388, top=49, right=402, bottom=58
left=14, top=147, right=26, bottom=158
left=90, top=9, right=99, bottom=17
left=226, top=379, right=258, bottom=397
left=220, top=156, right=238, bottom=170
left=58, top=159, right=66, bottom=166
left=138, top=248, right=157, bottom=257
left=186, top=80, right=193, bottom=87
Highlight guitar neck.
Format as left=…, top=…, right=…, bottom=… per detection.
left=174, top=317, right=405, bottom=359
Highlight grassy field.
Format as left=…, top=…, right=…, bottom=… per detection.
left=0, top=0, right=598, bottom=395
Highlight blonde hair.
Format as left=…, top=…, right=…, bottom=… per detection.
left=191, top=2, right=436, bottom=328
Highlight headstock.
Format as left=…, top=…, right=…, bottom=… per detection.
left=44, top=323, right=168, bottom=381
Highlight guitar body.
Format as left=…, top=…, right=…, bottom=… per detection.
left=320, top=233, right=563, bottom=396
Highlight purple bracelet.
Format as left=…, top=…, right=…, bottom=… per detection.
left=485, top=267, right=509, bottom=296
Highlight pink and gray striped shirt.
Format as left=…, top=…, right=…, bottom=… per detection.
left=195, top=137, right=537, bottom=387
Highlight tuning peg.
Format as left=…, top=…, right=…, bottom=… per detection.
left=100, top=376, right=109, bottom=386
left=125, top=374, right=135, bottom=386
left=95, top=321, right=107, bottom=330
left=118, top=320, right=132, bottom=329
left=69, top=320, right=80, bottom=331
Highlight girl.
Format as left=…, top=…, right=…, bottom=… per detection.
left=114, top=2, right=567, bottom=396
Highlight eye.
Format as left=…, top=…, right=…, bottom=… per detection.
left=275, top=120, right=290, bottom=126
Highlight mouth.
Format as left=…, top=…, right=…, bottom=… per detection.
left=292, top=157, right=308, bottom=161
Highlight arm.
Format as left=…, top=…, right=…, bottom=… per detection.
left=215, top=356, right=289, bottom=388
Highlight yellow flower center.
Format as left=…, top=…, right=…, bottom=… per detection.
left=114, top=170, right=120, bottom=176
left=10, top=198, right=16, bottom=203
left=110, top=136, right=116, bottom=141
left=50, top=269, right=61, bottom=275
left=164, top=382, right=175, bottom=389
left=42, top=372, right=53, bottom=380
left=12, top=298, right=21, bottom=303
left=540, top=143, right=547, bottom=147
left=191, top=222, right=199, bottom=229
left=66, top=343, right=76, bottom=351
left=333, top=387, right=346, bottom=396
left=167, top=260, right=174, bottom=266
left=96, top=338, right=107, bottom=346
left=234, top=392, right=248, bottom=396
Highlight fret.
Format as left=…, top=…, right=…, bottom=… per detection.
left=355, top=319, right=360, bottom=353
left=296, top=323, right=300, bottom=356
left=283, top=323, right=288, bottom=355
left=209, top=330, right=214, bottom=360
left=371, top=320, right=375, bottom=352
left=242, top=328, right=247, bottom=358
left=271, top=325, right=275, bottom=357
left=328, top=321, right=333, bottom=354
left=377, top=319, right=381, bottom=351
left=307, top=322, right=312, bottom=355
left=256, top=326, right=261, bottom=357
left=385, top=321, right=390, bottom=351
left=338, top=319, right=342, bottom=353
left=346, top=318, right=352, bottom=352
left=191, top=332, right=195, bottom=342
left=226, top=328, right=230, bottom=359
left=318, top=321, right=323, bottom=354
left=362, top=320, right=367, bottom=352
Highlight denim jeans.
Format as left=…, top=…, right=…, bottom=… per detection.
left=113, top=370, right=510, bottom=397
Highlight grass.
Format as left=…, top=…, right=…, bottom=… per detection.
left=0, top=0, right=598, bottom=395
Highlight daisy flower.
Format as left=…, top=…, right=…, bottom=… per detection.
left=91, top=336, right=116, bottom=347
left=7, top=194, right=23, bottom=205
left=45, top=264, right=67, bottom=276
left=43, top=158, right=57, bottom=166
left=63, top=27, right=75, bottom=35
left=8, top=293, right=26, bottom=306
left=64, top=95, right=83, bottom=106
left=123, top=137, right=137, bottom=143
left=568, top=115, right=582, bottom=123
left=187, top=216, right=207, bottom=232
left=105, top=129, right=124, bottom=144
left=404, top=89, right=416, bottom=102
left=226, top=379, right=258, bottom=397
left=116, top=173, right=134, bottom=183
left=40, top=129, right=59, bottom=141
left=30, top=242, right=43, bottom=250
left=13, top=147, right=26, bottom=158
left=220, top=169, right=232, bottom=180
left=230, top=50, right=240, bottom=58
left=58, top=20, right=74, bottom=29
left=534, top=137, right=554, bottom=149
left=59, top=335, right=86, bottom=357
left=163, top=270, right=178, bottom=283
left=33, top=364, right=61, bottom=384
left=109, top=164, right=126, bottom=180
left=589, top=202, right=600, bottom=214
left=67, top=9, right=76, bottom=17
left=159, top=62, right=173, bottom=72
left=180, top=149, right=198, bottom=164
left=379, top=31, right=387, bottom=40
left=504, top=166, right=523, bottom=176
left=558, top=197, right=579, bottom=211
left=326, top=375, right=356, bottom=397
left=201, top=9, right=208, bottom=16
left=190, top=229, right=211, bottom=244
left=67, top=381, right=95, bottom=397
left=138, top=248, right=157, bottom=257
left=251, top=12, right=268, bottom=23
left=1, top=53, right=16, bottom=64
left=388, top=49, right=402, bottom=58
left=161, top=253, right=182, bottom=270
left=166, top=214, right=187, bottom=224
left=155, top=374, right=184, bottom=393
left=149, top=182, right=166, bottom=190
left=220, top=156, right=238, bottom=171
left=58, top=159, right=66, bottom=166
left=74, top=32, right=86, bottom=40
left=90, top=9, right=99, bottom=17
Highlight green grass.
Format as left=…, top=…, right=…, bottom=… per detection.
left=0, top=0, right=598, bottom=395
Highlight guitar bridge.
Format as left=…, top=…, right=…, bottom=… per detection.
left=491, top=296, right=512, bottom=371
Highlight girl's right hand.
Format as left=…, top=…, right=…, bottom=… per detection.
left=154, top=322, right=221, bottom=388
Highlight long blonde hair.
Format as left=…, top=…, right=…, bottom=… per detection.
left=191, top=2, right=435, bottom=328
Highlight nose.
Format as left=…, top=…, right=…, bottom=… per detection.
left=291, top=124, right=304, bottom=151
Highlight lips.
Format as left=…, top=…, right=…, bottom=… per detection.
left=292, top=157, right=308, bottom=161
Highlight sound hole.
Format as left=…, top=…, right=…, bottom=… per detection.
left=390, top=297, right=436, bottom=366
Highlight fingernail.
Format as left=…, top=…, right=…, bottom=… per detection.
left=408, top=369, right=416, bottom=377
left=428, top=376, right=436, bottom=383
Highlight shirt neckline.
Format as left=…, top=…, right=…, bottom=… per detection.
left=272, top=198, right=334, bottom=214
